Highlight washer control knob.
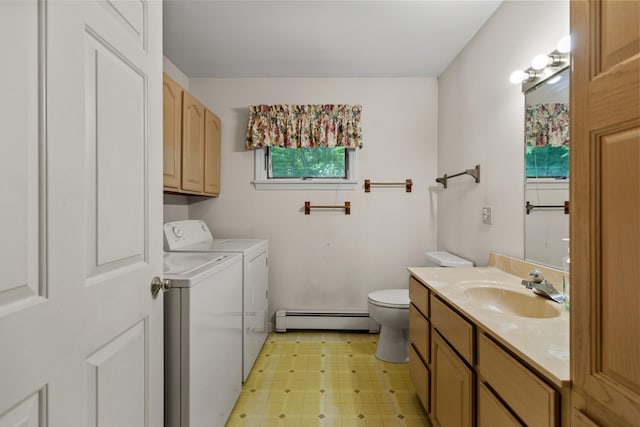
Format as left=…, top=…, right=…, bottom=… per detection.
left=172, top=226, right=183, bottom=238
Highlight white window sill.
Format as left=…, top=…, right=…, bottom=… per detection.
left=252, top=179, right=358, bottom=190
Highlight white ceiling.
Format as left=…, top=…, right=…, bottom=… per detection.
left=163, top=0, right=502, bottom=78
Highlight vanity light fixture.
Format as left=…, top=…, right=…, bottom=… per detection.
left=557, top=35, right=571, bottom=54
left=510, top=35, right=571, bottom=92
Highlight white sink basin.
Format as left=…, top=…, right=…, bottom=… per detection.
left=459, top=281, right=562, bottom=319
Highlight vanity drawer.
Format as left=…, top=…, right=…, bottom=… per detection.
left=409, top=344, right=430, bottom=413
left=478, top=333, right=558, bottom=427
left=409, top=303, right=430, bottom=363
left=430, top=294, right=474, bottom=364
left=409, top=275, right=429, bottom=316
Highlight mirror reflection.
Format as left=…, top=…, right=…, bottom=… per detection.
left=524, top=68, right=570, bottom=269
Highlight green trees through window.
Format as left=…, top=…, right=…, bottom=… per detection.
left=269, top=147, right=346, bottom=178
left=525, top=145, right=569, bottom=178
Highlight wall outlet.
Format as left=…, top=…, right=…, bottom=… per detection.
left=482, top=206, right=493, bottom=225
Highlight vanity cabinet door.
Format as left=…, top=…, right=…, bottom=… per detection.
left=477, top=382, right=522, bottom=427
left=431, top=331, right=473, bottom=427
left=409, top=344, right=430, bottom=414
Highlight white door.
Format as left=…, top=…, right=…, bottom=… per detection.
left=0, top=1, right=163, bottom=426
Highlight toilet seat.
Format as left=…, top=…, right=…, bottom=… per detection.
left=368, top=289, right=409, bottom=309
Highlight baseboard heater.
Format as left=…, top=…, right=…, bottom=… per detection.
left=275, top=309, right=380, bottom=333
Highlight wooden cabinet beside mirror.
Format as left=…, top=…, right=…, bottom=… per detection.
left=163, top=73, right=220, bottom=196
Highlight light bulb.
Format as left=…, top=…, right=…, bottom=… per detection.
left=531, top=54, right=550, bottom=70
left=510, top=70, right=526, bottom=84
left=557, top=35, right=571, bottom=53
left=547, top=75, right=562, bottom=84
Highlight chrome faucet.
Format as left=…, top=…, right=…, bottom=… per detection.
left=521, top=269, right=564, bottom=303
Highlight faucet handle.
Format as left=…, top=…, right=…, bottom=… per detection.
left=528, top=269, right=545, bottom=283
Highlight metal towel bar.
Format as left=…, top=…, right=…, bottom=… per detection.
left=525, top=200, right=570, bottom=215
left=364, top=179, right=412, bottom=192
left=435, top=164, right=480, bottom=189
left=304, top=201, right=351, bottom=215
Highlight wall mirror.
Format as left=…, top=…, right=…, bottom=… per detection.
left=523, top=67, right=570, bottom=269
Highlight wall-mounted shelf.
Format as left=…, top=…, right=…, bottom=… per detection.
left=304, top=201, right=351, bottom=215
left=364, top=179, right=412, bottom=192
left=436, top=164, right=480, bottom=189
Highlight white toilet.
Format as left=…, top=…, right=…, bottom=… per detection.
left=368, top=251, right=473, bottom=363
left=368, top=289, right=411, bottom=363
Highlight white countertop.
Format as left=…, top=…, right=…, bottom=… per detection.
left=408, top=266, right=570, bottom=387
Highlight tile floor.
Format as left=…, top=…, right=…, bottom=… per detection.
left=225, top=331, right=431, bottom=427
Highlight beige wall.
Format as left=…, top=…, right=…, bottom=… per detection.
left=437, top=0, right=569, bottom=266
left=187, top=78, right=438, bottom=321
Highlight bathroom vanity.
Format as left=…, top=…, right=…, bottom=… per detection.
left=408, top=254, right=570, bottom=427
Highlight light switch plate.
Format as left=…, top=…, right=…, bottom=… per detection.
left=482, top=206, right=493, bottom=225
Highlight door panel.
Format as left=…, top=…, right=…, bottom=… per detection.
left=0, top=1, right=163, bottom=425
left=0, top=0, right=42, bottom=309
left=102, top=0, right=146, bottom=48
left=600, top=128, right=640, bottom=392
left=85, top=32, right=146, bottom=273
left=571, top=0, right=640, bottom=425
left=85, top=321, right=147, bottom=427
left=0, top=391, right=45, bottom=427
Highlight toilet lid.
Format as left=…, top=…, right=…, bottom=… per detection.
left=368, top=289, right=409, bottom=308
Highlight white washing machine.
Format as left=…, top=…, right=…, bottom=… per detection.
left=163, top=251, right=243, bottom=427
left=164, top=220, right=269, bottom=382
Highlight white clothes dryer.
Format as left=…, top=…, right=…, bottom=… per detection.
left=163, top=251, right=242, bottom=427
left=164, top=220, right=269, bottom=382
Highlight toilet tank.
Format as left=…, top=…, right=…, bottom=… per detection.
left=425, top=251, right=473, bottom=267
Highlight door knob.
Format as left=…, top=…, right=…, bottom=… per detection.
left=151, top=276, right=171, bottom=299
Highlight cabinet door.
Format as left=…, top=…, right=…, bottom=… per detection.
left=477, top=382, right=522, bottom=427
left=203, top=109, right=221, bottom=196
left=571, top=1, right=640, bottom=425
left=181, top=91, right=205, bottom=193
left=431, top=331, right=473, bottom=427
left=162, top=73, right=183, bottom=190
left=409, top=345, right=430, bottom=414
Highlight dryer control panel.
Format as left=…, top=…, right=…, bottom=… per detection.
left=163, top=220, right=213, bottom=250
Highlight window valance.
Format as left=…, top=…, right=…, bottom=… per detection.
left=525, top=103, right=569, bottom=147
left=246, top=104, right=363, bottom=149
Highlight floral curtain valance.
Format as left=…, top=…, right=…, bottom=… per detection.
left=246, top=104, right=363, bottom=150
left=525, top=103, right=570, bottom=147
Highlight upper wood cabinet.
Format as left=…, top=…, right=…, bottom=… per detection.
left=181, top=91, right=205, bottom=193
left=204, top=109, right=221, bottom=195
left=163, top=74, right=182, bottom=191
left=162, top=73, right=220, bottom=196
left=570, top=1, right=640, bottom=426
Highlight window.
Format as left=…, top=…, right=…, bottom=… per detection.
left=269, top=147, right=346, bottom=179
left=253, top=147, right=357, bottom=190
left=525, top=145, right=569, bottom=179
